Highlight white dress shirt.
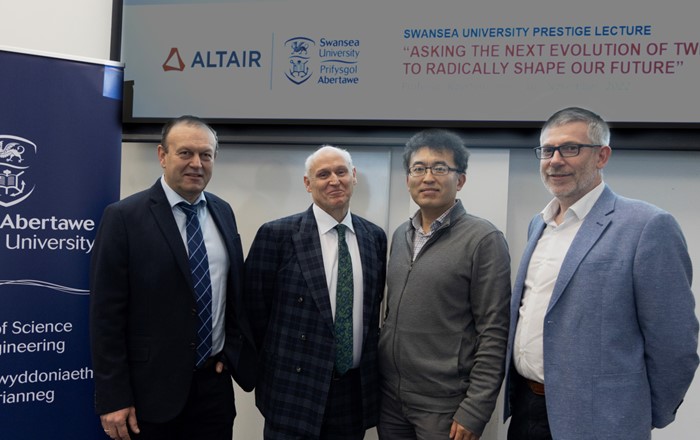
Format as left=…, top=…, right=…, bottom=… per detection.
left=161, top=176, right=229, bottom=357
left=313, top=204, right=364, bottom=369
left=514, top=182, right=605, bottom=383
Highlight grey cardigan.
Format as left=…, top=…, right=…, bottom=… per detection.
left=379, top=200, right=511, bottom=435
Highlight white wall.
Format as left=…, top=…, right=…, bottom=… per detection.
left=2, top=0, right=113, bottom=60
left=10, top=2, right=700, bottom=439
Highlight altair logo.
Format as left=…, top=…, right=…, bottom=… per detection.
left=162, top=47, right=262, bottom=72
left=163, top=48, right=186, bottom=72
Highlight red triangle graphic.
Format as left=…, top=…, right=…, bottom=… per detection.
left=163, top=48, right=185, bottom=72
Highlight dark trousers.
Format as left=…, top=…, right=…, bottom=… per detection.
left=264, top=369, right=364, bottom=440
left=131, top=362, right=235, bottom=440
left=377, top=388, right=454, bottom=440
left=508, top=371, right=552, bottom=440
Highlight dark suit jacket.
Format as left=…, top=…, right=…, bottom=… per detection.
left=244, top=206, right=387, bottom=437
left=89, top=181, right=256, bottom=423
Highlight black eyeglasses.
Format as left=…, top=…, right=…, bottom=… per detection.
left=408, top=165, right=460, bottom=177
left=534, top=144, right=602, bottom=159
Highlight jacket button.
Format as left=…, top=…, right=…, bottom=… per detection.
left=190, top=342, right=196, bottom=349
left=297, top=296, right=304, bottom=303
left=295, top=367, right=302, bottom=373
left=300, top=334, right=307, bottom=341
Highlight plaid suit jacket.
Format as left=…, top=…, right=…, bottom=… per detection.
left=245, top=206, right=387, bottom=437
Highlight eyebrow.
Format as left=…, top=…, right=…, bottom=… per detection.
left=541, top=143, right=580, bottom=147
left=411, top=160, right=449, bottom=166
left=315, top=166, right=348, bottom=173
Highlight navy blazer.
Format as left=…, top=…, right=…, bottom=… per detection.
left=90, top=181, right=256, bottom=422
left=244, top=206, right=387, bottom=437
left=504, top=186, right=699, bottom=439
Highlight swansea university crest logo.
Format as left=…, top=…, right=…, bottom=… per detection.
left=285, top=37, right=315, bottom=84
left=0, top=135, right=36, bottom=207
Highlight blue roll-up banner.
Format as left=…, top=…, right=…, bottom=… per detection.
left=0, top=47, right=122, bottom=439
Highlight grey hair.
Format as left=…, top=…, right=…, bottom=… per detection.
left=304, top=145, right=354, bottom=176
left=541, top=107, right=610, bottom=146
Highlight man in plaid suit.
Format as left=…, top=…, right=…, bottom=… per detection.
left=244, top=145, right=387, bottom=439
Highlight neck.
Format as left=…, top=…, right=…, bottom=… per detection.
left=553, top=204, right=567, bottom=225
left=419, top=201, right=456, bottom=232
left=327, top=207, right=349, bottom=224
left=419, top=208, right=443, bottom=233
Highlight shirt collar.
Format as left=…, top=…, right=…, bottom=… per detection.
left=410, top=199, right=459, bottom=233
left=160, top=175, right=207, bottom=209
left=312, top=203, right=354, bottom=235
left=541, top=182, right=605, bottom=223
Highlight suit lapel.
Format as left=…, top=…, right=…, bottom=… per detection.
left=205, top=194, right=235, bottom=256
left=148, top=182, right=210, bottom=295
left=293, top=207, right=335, bottom=332
left=148, top=182, right=192, bottom=286
left=353, top=217, right=380, bottom=343
left=512, top=217, right=546, bottom=318
left=547, top=187, right=616, bottom=312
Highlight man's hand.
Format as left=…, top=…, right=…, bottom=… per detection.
left=100, top=406, right=139, bottom=440
left=449, top=420, right=480, bottom=440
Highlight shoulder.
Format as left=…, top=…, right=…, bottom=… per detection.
left=613, top=194, right=668, bottom=218
left=352, top=214, right=386, bottom=238
left=457, top=211, right=505, bottom=237
left=103, top=186, right=154, bottom=215
left=590, top=192, right=687, bottom=247
left=449, top=212, right=509, bottom=256
left=390, top=220, right=411, bottom=240
left=204, top=191, right=228, bottom=206
left=204, top=191, right=234, bottom=214
left=255, top=210, right=308, bottom=235
left=448, top=200, right=504, bottom=236
left=605, top=192, right=681, bottom=233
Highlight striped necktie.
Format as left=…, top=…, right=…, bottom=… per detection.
left=178, top=201, right=213, bottom=367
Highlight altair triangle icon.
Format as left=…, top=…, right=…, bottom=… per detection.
left=163, top=48, right=185, bottom=72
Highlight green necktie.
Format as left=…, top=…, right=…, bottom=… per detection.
left=334, top=224, right=353, bottom=375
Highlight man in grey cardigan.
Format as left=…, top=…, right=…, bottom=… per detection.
left=378, top=129, right=511, bottom=440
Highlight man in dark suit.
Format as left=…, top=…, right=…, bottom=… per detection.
left=245, top=145, right=387, bottom=439
left=90, top=116, right=256, bottom=440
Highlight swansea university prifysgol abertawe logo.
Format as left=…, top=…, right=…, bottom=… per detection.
left=285, top=37, right=316, bottom=84
left=0, top=135, right=36, bottom=207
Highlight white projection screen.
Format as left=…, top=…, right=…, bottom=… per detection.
left=122, top=0, right=700, bottom=124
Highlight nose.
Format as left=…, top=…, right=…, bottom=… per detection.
left=189, top=154, right=203, bottom=168
left=421, top=170, right=436, bottom=182
left=329, top=173, right=340, bottom=185
left=548, top=149, right=566, bottom=165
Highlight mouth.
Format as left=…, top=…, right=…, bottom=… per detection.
left=548, top=173, right=571, bottom=179
left=546, top=169, right=572, bottom=179
left=419, top=188, right=439, bottom=194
